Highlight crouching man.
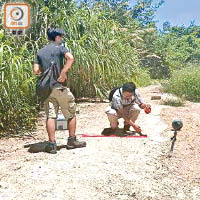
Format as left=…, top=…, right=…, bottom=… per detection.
left=105, top=82, right=151, bottom=134
left=33, top=28, right=86, bottom=153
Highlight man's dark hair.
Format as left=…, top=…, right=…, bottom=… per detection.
left=122, top=82, right=136, bottom=93
left=47, top=28, right=65, bottom=41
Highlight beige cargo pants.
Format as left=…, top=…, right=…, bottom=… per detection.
left=105, top=104, right=141, bottom=129
left=44, top=87, right=76, bottom=119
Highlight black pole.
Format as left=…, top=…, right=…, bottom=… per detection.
left=168, top=130, right=177, bottom=157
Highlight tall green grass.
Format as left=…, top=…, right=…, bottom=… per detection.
left=163, top=65, right=200, bottom=102
left=64, top=8, right=151, bottom=97
left=0, top=32, right=39, bottom=136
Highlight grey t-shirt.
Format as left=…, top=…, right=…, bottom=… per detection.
left=111, top=88, right=143, bottom=110
left=35, top=42, right=71, bottom=88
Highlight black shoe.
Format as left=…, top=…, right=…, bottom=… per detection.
left=124, top=124, right=131, bottom=133
left=102, top=128, right=118, bottom=136
left=45, top=142, right=57, bottom=154
left=66, top=136, right=86, bottom=150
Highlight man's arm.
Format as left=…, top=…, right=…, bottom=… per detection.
left=33, top=52, right=42, bottom=75
left=33, top=63, right=42, bottom=75
left=135, top=89, right=151, bottom=112
left=117, top=108, right=142, bottom=132
left=111, top=95, right=123, bottom=110
left=112, top=95, right=133, bottom=126
left=112, top=92, right=142, bottom=132
left=57, top=52, right=74, bottom=83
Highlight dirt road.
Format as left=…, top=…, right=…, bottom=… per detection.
left=0, top=85, right=199, bottom=200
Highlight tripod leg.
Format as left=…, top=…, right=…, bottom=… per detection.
left=168, top=131, right=177, bottom=157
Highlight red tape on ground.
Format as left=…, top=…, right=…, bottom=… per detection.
left=82, top=134, right=147, bottom=138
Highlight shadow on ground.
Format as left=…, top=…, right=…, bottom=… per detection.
left=24, top=141, right=67, bottom=153
left=101, top=128, right=147, bottom=137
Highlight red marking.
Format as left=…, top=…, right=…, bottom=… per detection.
left=82, top=134, right=147, bottom=138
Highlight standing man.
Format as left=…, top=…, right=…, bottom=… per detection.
left=105, top=82, right=151, bottom=134
left=33, top=28, right=86, bottom=154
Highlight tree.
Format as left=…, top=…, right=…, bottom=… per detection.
left=163, top=21, right=171, bottom=32
left=131, top=0, right=164, bottom=26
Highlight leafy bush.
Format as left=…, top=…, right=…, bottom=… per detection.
left=133, top=68, right=152, bottom=87
left=163, top=65, right=200, bottom=102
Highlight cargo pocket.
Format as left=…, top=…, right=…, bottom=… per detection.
left=68, top=102, right=77, bottom=117
left=66, top=89, right=76, bottom=118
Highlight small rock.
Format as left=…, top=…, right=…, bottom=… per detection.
left=161, top=94, right=184, bottom=106
left=151, top=95, right=161, bottom=100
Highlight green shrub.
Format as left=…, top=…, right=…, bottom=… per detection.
left=133, top=68, right=152, bottom=87
left=163, top=65, right=200, bottom=102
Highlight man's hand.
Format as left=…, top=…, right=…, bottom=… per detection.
left=132, top=124, right=142, bottom=133
left=57, top=52, right=74, bottom=83
left=123, top=118, right=142, bottom=133
left=144, top=104, right=151, bottom=114
left=127, top=119, right=142, bottom=133
left=33, top=63, right=42, bottom=75
left=57, top=72, right=67, bottom=83
left=140, top=103, right=151, bottom=114
left=117, top=108, right=142, bottom=133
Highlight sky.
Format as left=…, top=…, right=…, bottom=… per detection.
left=130, top=0, right=200, bottom=29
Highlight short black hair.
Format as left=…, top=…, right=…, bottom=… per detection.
left=47, top=28, right=65, bottom=41
left=122, top=82, right=136, bottom=93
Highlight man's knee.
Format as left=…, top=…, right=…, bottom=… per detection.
left=130, top=108, right=140, bottom=115
left=135, top=108, right=141, bottom=114
left=130, top=104, right=141, bottom=113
